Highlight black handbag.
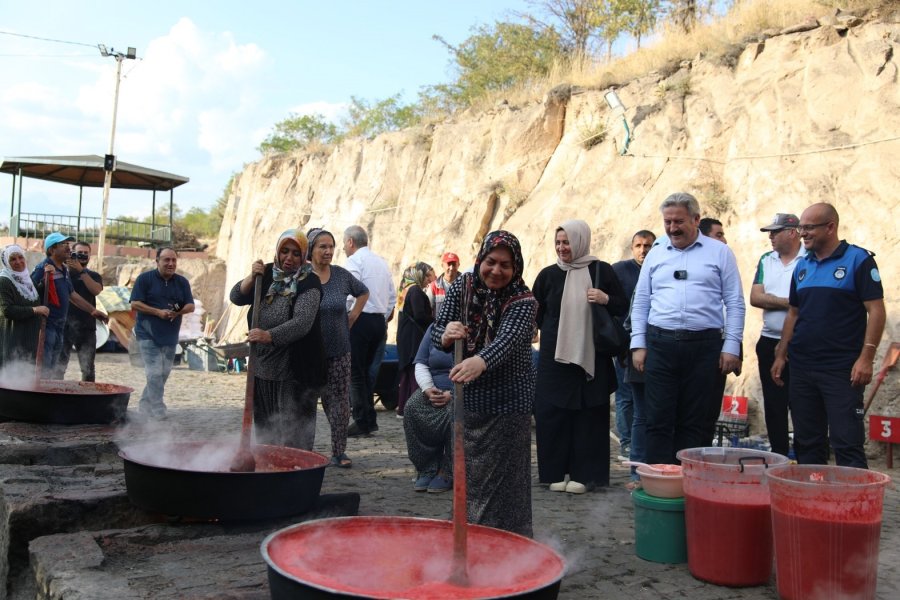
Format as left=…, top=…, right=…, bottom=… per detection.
left=591, top=263, right=629, bottom=356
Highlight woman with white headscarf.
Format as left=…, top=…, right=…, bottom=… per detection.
left=532, top=220, right=626, bottom=493
left=0, top=244, right=49, bottom=367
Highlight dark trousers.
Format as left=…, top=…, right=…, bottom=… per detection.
left=58, top=320, right=97, bottom=381
left=644, top=327, right=722, bottom=464
left=790, top=368, right=867, bottom=468
left=535, top=401, right=610, bottom=487
left=349, top=313, right=386, bottom=432
left=756, top=336, right=791, bottom=456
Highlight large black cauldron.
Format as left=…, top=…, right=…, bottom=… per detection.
left=0, top=380, right=132, bottom=424
left=120, top=441, right=328, bottom=521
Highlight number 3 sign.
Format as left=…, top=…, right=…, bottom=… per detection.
left=869, top=415, right=900, bottom=444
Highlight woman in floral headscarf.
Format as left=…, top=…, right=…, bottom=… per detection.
left=229, top=229, right=327, bottom=449
left=396, top=261, right=435, bottom=416
left=432, top=231, right=538, bottom=537
left=0, top=245, right=49, bottom=367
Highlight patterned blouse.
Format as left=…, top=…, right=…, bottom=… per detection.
left=318, top=265, right=368, bottom=358
left=431, top=273, right=537, bottom=415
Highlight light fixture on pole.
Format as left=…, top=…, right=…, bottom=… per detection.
left=96, top=44, right=137, bottom=274
left=604, top=90, right=632, bottom=156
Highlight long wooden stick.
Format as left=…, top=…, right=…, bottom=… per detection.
left=33, top=271, right=50, bottom=387
left=449, top=338, right=468, bottom=585
left=230, top=274, right=262, bottom=472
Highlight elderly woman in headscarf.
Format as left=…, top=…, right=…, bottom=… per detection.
left=432, top=230, right=538, bottom=537
left=532, top=219, right=627, bottom=493
left=229, top=229, right=327, bottom=450
left=0, top=245, right=50, bottom=368
left=306, top=227, right=369, bottom=468
left=396, top=262, right=435, bottom=416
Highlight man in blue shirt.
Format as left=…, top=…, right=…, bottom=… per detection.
left=130, top=247, right=195, bottom=420
left=30, top=232, right=108, bottom=378
left=630, top=193, right=745, bottom=464
left=772, top=203, right=884, bottom=468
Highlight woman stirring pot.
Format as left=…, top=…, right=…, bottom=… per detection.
left=229, top=229, right=327, bottom=450
left=0, top=245, right=49, bottom=369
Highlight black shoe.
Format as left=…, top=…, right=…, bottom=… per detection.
left=369, top=423, right=379, bottom=433
left=347, top=422, right=370, bottom=437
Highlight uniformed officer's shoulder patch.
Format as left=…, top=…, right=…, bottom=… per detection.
left=797, top=269, right=807, bottom=282
left=871, top=268, right=881, bottom=282
left=834, top=266, right=846, bottom=280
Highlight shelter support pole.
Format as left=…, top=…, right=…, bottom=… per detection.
left=169, top=190, right=174, bottom=245
left=8, top=170, right=15, bottom=238
left=77, top=186, right=83, bottom=240
left=151, top=189, right=156, bottom=242
left=14, top=167, right=23, bottom=239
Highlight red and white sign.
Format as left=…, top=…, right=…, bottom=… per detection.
left=869, top=415, right=900, bottom=444
left=721, top=396, right=749, bottom=420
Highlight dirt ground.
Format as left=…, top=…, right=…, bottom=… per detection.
left=79, top=352, right=900, bottom=599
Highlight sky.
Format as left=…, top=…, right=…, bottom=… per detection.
left=0, top=0, right=527, bottom=224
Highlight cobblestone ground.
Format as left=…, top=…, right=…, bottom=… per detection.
left=90, top=352, right=899, bottom=599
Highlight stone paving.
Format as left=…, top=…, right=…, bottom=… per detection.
left=4, top=352, right=900, bottom=599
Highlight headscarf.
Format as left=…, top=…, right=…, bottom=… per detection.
left=305, top=227, right=333, bottom=262
left=0, top=244, right=39, bottom=302
left=463, top=230, right=533, bottom=354
left=554, top=220, right=599, bottom=379
left=267, top=229, right=312, bottom=303
left=397, top=262, right=432, bottom=310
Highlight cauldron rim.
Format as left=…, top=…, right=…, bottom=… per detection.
left=1, top=380, right=135, bottom=395
left=118, top=440, right=329, bottom=474
left=261, top=516, right=566, bottom=599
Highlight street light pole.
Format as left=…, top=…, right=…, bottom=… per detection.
left=96, top=45, right=136, bottom=275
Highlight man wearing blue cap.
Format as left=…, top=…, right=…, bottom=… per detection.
left=30, top=233, right=108, bottom=378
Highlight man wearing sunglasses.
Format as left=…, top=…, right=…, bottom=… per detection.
left=58, top=241, right=104, bottom=381
left=772, top=203, right=885, bottom=468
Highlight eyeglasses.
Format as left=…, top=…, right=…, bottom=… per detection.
left=796, top=222, right=831, bottom=233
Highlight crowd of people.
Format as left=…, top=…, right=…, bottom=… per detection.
left=0, top=192, right=886, bottom=538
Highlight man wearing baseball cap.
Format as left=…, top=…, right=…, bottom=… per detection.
left=30, top=232, right=108, bottom=378
left=426, top=251, right=461, bottom=319
left=749, top=213, right=803, bottom=457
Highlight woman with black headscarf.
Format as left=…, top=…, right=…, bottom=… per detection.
left=533, top=220, right=626, bottom=493
left=432, top=230, right=538, bottom=537
left=229, top=229, right=326, bottom=450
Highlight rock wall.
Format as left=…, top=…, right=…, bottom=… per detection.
left=217, top=17, right=900, bottom=421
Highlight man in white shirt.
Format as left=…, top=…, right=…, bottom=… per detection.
left=750, top=213, right=803, bottom=457
left=343, top=225, right=397, bottom=436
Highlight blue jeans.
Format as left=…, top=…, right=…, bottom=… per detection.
left=42, top=321, right=65, bottom=378
left=138, top=339, right=176, bottom=417
left=613, top=361, right=633, bottom=452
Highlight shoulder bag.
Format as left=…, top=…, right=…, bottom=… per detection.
left=592, top=262, right=629, bottom=357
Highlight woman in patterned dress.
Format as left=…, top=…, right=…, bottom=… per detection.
left=432, top=230, right=538, bottom=537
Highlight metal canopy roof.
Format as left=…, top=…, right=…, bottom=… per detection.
left=0, top=154, right=189, bottom=191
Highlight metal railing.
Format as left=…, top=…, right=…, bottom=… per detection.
left=11, top=212, right=171, bottom=247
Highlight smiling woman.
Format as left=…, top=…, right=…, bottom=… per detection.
left=431, top=230, right=538, bottom=537
left=0, top=244, right=47, bottom=369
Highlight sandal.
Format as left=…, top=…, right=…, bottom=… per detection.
left=329, top=453, right=352, bottom=468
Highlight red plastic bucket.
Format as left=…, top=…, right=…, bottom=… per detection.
left=676, top=447, right=789, bottom=586
left=766, top=465, right=890, bottom=600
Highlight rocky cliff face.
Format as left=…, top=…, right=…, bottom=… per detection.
left=217, top=16, right=899, bottom=420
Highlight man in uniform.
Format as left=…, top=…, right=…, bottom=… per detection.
left=772, top=203, right=884, bottom=468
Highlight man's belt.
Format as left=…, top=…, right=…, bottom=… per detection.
left=648, top=325, right=722, bottom=341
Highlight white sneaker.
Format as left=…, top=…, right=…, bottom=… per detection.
left=565, top=480, right=587, bottom=494
left=549, top=475, right=569, bottom=492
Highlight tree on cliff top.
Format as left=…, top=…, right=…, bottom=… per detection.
left=257, top=113, right=339, bottom=155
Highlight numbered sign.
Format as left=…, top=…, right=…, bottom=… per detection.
left=721, top=396, right=749, bottom=420
left=869, top=415, right=900, bottom=444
